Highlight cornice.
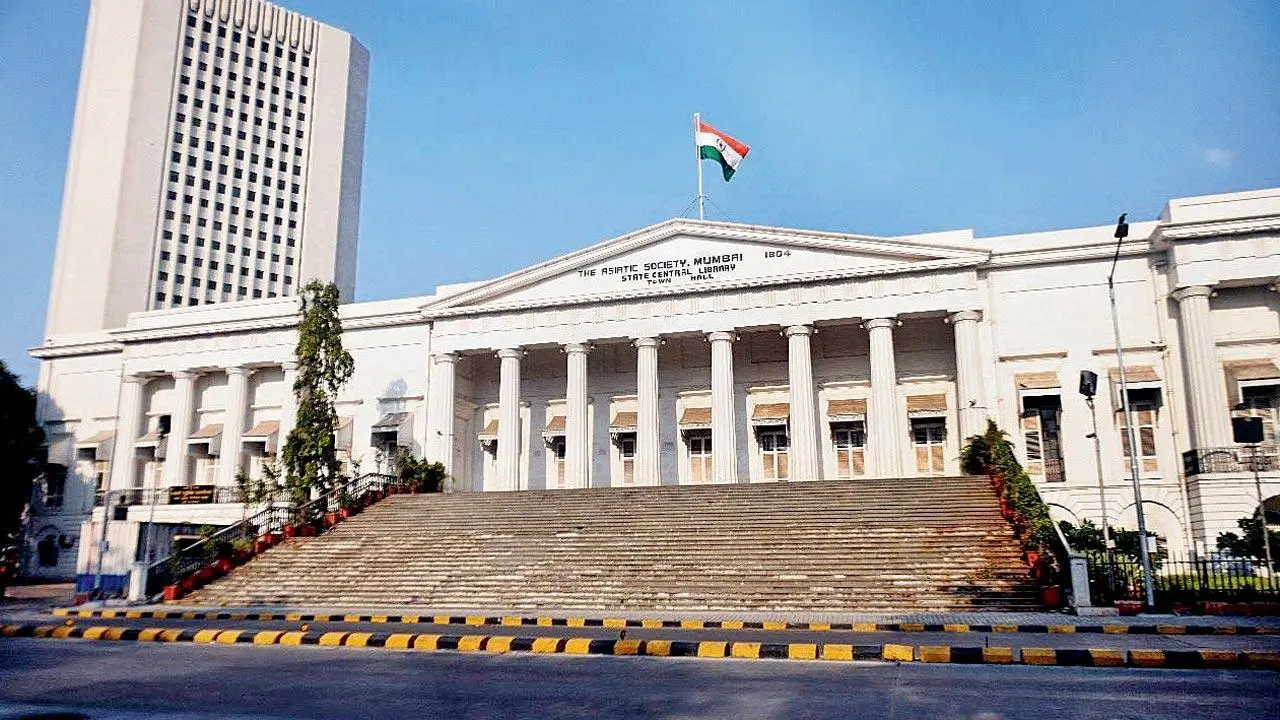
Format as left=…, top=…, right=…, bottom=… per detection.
left=984, top=241, right=1156, bottom=268
left=28, top=340, right=125, bottom=359
left=1151, top=214, right=1280, bottom=243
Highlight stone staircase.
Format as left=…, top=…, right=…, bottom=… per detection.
left=185, top=476, right=1043, bottom=611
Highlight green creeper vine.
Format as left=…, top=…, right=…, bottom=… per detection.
left=279, top=281, right=354, bottom=512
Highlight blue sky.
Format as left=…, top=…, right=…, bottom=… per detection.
left=1, top=1, right=1278, bottom=383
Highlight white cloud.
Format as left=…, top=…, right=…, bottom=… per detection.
left=1202, top=147, right=1233, bottom=168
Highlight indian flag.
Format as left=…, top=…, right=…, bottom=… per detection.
left=696, top=118, right=750, bottom=181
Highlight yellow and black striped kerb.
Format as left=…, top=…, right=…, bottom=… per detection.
left=8, top=623, right=1280, bottom=671
left=47, top=608, right=1280, bottom=637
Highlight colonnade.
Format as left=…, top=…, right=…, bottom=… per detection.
left=427, top=312, right=989, bottom=490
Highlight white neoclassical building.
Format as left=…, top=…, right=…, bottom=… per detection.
left=25, top=187, right=1280, bottom=592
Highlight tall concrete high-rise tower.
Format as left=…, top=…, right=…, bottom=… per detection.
left=44, top=0, right=368, bottom=338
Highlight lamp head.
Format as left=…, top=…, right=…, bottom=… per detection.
left=1114, top=213, right=1129, bottom=240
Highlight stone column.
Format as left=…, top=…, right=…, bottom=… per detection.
left=1172, top=286, right=1232, bottom=448
left=707, top=331, right=739, bottom=484
left=949, top=310, right=987, bottom=440
left=564, top=343, right=591, bottom=489
left=218, top=366, right=251, bottom=486
left=866, top=318, right=903, bottom=477
left=108, top=375, right=146, bottom=492
left=278, top=360, right=298, bottom=444
left=163, top=370, right=196, bottom=487
left=427, top=353, right=458, bottom=475
left=496, top=348, right=523, bottom=491
left=634, top=337, right=661, bottom=486
left=784, top=325, right=820, bottom=481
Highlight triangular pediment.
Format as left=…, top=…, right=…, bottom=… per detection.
left=422, top=219, right=988, bottom=317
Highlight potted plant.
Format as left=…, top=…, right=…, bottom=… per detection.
left=1040, top=584, right=1062, bottom=608
left=323, top=510, right=340, bottom=526
left=231, top=538, right=254, bottom=565
left=163, top=584, right=183, bottom=601
left=282, top=524, right=298, bottom=539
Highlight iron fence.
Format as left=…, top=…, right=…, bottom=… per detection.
left=143, top=473, right=400, bottom=599
left=1183, top=445, right=1280, bottom=476
left=1086, top=551, right=1280, bottom=609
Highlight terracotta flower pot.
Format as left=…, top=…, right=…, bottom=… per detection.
left=1115, top=600, right=1143, bottom=616
left=283, top=525, right=297, bottom=539
left=163, top=584, right=183, bottom=602
left=339, top=507, right=352, bottom=520
left=324, top=511, right=339, bottom=527
left=254, top=539, right=271, bottom=554
left=298, top=525, right=318, bottom=538
left=215, top=558, right=234, bottom=574
left=266, top=532, right=282, bottom=545
left=1025, top=550, right=1042, bottom=567
left=1040, top=585, right=1062, bottom=608
left=180, top=576, right=197, bottom=592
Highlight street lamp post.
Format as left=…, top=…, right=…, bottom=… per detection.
left=1108, top=214, right=1157, bottom=608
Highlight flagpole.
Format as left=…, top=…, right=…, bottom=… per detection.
left=693, top=112, right=705, bottom=220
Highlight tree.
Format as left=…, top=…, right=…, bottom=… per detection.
left=0, top=361, right=45, bottom=582
left=279, top=281, right=354, bottom=511
left=1217, top=515, right=1280, bottom=566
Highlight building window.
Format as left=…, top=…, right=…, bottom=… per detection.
left=616, top=434, right=636, bottom=486
left=1119, top=390, right=1161, bottom=474
left=832, top=422, right=865, bottom=478
left=549, top=436, right=567, bottom=489
left=758, top=428, right=790, bottom=480
left=42, top=465, right=67, bottom=508
left=686, top=430, right=712, bottom=484
left=1021, top=395, right=1064, bottom=482
left=911, top=419, right=946, bottom=475
left=1240, top=383, right=1280, bottom=443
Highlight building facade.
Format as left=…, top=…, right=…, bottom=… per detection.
left=25, top=187, right=1280, bottom=590
left=44, top=0, right=367, bottom=340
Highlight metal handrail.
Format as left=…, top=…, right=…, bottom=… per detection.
left=143, top=472, right=400, bottom=600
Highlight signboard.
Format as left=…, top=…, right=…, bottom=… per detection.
left=497, top=234, right=916, bottom=305
left=168, top=484, right=217, bottom=505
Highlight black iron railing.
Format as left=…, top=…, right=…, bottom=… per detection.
left=143, top=473, right=400, bottom=599
left=1086, top=552, right=1280, bottom=609
left=1183, top=445, right=1280, bottom=476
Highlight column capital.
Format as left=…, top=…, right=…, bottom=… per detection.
left=862, top=317, right=897, bottom=331
left=706, top=330, right=737, bottom=344
left=281, top=360, right=299, bottom=372
left=225, top=365, right=253, bottom=378
left=431, top=352, right=458, bottom=366
left=783, top=324, right=815, bottom=338
left=1171, top=285, right=1213, bottom=302
left=121, top=374, right=147, bottom=386
left=563, top=342, right=592, bottom=355
left=948, top=310, right=982, bottom=324
left=171, top=370, right=197, bottom=381
left=632, top=336, right=662, bottom=349
left=496, top=348, right=524, bottom=360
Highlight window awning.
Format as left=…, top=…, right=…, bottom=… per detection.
left=750, top=402, right=789, bottom=426
left=135, top=429, right=165, bottom=447
left=1226, top=360, right=1280, bottom=381
left=1108, top=366, right=1161, bottom=384
left=242, top=420, right=280, bottom=441
left=610, top=411, right=637, bottom=434
left=827, top=399, right=867, bottom=421
left=542, top=415, right=566, bottom=438
left=241, top=420, right=280, bottom=454
left=76, top=431, right=114, bottom=460
left=678, top=407, right=712, bottom=430
left=1015, top=372, right=1060, bottom=390
left=478, top=419, right=499, bottom=442
left=906, top=394, right=948, bottom=417
left=187, top=423, right=223, bottom=456
left=371, top=412, right=413, bottom=447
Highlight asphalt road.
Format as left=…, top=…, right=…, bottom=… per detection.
left=2, top=639, right=1278, bottom=719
